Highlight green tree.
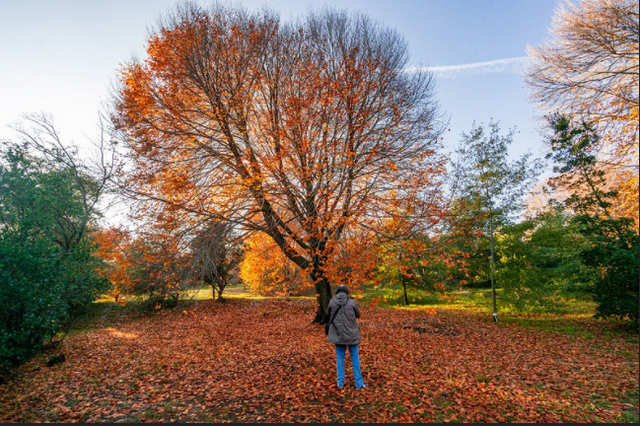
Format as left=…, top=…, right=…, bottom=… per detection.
left=496, top=207, right=594, bottom=312
left=451, top=120, right=544, bottom=321
left=11, top=114, right=114, bottom=253
left=0, top=119, right=112, bottom=371
left=546, top=114, right=639, bottom=322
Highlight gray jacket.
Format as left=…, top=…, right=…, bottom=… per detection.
left=326, top=292, right=361, bottom=345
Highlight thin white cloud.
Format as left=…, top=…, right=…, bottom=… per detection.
left=406, top=57, right=531, bottom=79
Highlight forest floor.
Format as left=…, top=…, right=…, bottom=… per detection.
left=0, top=294, right=638, bottom=423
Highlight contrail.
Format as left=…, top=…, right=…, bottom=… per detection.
left=405, top=57, right=531, bottom=78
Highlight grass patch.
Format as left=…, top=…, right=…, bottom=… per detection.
left=354, top=284, right=639, bottom=339
left=355, top=286, right=490, bottom=312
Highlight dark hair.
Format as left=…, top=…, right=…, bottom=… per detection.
left=335, top=284, right=350, bottom=295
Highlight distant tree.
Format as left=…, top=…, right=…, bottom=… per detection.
left=545, top=114, right=620, bottom=219
left=95, top=226, right=193, bottom=308
left=451, top=120, right=544, bottom=321
left=496, top=207, right=594, bottom=312
left=375, top=233, right=463, bottom=306
left=526, top=0, right=639, bottom=222
left=111, top=4, right=447, bottom=323
left=189, top=220, right=242, bottom=301
left=126, top=236, right=193, bottom=308
left=11, top=113, right=115, bottom=253
left=94, top=227, right=132, bottom=302
left=438, top=196, right=492, bottom=290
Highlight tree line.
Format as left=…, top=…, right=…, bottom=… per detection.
left=1, top=0, right=637, bottom=373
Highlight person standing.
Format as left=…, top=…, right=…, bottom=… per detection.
left=326, top=284, right=366, bottom=389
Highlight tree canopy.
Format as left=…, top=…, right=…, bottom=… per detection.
left=526, top=0, right=639, bottom=166
left=526, top=0, right=639, bottom=223
left=111, top=3, right=447, bottom=322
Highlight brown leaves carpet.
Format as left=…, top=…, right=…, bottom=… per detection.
left=1, top=298, right=638, bottom=422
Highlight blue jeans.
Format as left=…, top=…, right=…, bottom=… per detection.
left=335, top=344, right=364, bottom=389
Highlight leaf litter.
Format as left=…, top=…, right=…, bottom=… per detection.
left=0, top=298, right=637, bottom=422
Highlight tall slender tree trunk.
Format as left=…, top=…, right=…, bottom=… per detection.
left=488, top=214, right=498, bottom=322
left=402, top=275, right=409, bottom=306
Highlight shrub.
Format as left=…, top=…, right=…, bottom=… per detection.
left=0, top=232, right=109, bottom=372
left=0, top=237, right=67, bottom=370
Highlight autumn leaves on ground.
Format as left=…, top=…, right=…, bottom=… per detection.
left=1, top=295, right=637, bottom=423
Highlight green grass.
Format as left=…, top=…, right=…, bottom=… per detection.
left=353, top=284, right=638, bottom=339
left=355, top=286, right=492, bottom=315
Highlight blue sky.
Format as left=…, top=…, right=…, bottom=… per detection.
left=0, top=0, right=561, bottom=159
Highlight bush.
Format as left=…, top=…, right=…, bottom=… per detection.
left=0, top=233, right=109, bottom=372
left=578, top=216, right=639, bottom=322
left=496, top=209, right=595, bottom=312
left=0, top=237, right=67, bottom=370
left=0, top=130, right=111, bottom=373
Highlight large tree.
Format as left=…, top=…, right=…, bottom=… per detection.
left=525, top=0, right=639, bottom=221
left=111, top=3, right=447, bottom=322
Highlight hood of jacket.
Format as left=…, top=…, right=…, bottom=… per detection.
left=333, top=291, right=349, bottom=306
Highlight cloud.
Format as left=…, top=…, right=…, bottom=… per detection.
left=406, top=57, right=531, bottom=79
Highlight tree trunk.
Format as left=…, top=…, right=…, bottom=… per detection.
left=489, top=216, right=498, bottom=322
left=214, top=281, right=226, bottom=302
left=402, top=275, right=408, bottom=306
left=310, top=257, right=333, bottom=324
left=312, top=276, right=332, bottom=324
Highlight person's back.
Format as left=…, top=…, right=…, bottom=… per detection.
left=327, top=290, right=361, bottom=345
left=326, top=284, right=366, bottom=389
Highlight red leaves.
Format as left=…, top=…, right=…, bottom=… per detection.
left=0, top=299, right=638, bottom=422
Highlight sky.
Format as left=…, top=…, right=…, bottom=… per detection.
left=0, top=0, right=561, bottom=164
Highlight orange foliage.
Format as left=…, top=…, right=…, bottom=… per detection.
left=93, top=227, right=133, bottom=302
left=526, top=0, right=639, bottom=222
left=240, top=232, right=312, bottom=296
left=112, top=5, right=448, bottom=321
left=527, top=0, right=638, bottom=165
left=526, top=166, right=639, bottom=227
left=94, top=226, right=194, bottom=302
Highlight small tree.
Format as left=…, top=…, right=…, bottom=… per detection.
left=452, top=120, right=544, bottom=321
left=438, top=196, right=492, bottom=290
left=496, top=207, right=594, bottom=312
left=189, top=220, right=242, bottom=301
